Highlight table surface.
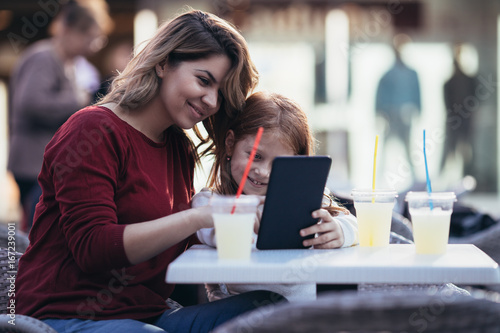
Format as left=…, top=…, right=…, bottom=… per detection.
left=166, top=244, right=500, bottom=285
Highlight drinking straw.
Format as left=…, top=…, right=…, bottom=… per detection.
left=231, top=127, right=264, bottom=214
left=423, top=129, right=434, bottom=210
left=372, top=135, right=379, bottom=203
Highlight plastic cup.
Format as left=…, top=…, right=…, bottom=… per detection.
left=351, top=189, right=398, bottom=247
left=405, top=192, right=456, bottom=254
left=210, top=195, right=259, bottom=260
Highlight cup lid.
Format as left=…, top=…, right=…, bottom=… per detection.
left=351, top=189, right=398, bottom=198
left=210, top=194, right=260, bottom=205
left=405, top=191, right=456, bottom=201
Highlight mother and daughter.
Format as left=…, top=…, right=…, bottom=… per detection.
left=14, top=8, right=357, bottom=333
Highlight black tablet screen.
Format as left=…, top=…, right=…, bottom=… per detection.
left=256, top=156, right=332, bottom=250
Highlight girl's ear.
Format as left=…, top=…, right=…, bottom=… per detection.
left=225, top=130, right=235, bottom=156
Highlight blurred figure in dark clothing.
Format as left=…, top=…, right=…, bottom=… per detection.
left=93, top=39, right=133, bottom=103
left=8, top=0, right=112, bottom=232
left=441, top=43, right=479, bottom=176
left=375, top=33, right=421, bottom=180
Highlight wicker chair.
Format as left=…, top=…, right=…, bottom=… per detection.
left=0, top=247, right=57, bottom=333
left=0, top=240, right=183, bottom=333
left=213, top=289, right=500, bottom=333
left=451, top=221, right=500, bottom=266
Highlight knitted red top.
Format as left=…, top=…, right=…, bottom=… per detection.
left=15, top=106, right=198, bottom=320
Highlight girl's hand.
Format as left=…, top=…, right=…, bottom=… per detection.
left=253, top=195, right=266, bottom=234
left=300, top=209, right=345, bottom=249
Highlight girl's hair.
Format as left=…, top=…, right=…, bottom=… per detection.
left=208, top=91, right=348, bottom=215
left=208, top=91, right=313, bottom=195
left=99, top=9, right=258, bottom=164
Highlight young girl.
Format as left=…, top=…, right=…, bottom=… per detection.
left=193, top=91, right=358, bottom=301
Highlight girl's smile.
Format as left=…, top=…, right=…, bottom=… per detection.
left=226, top=131, right=295, bottom=196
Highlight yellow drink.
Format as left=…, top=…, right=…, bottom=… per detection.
left=406, top=191, right=456, bottom=255
left=354, top=202, right=394, bottom=247
left=410, top=208, right=451, bottom=254
left=213, top=213, right=254, bottom=260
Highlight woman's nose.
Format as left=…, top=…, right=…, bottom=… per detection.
left=202, top=88, right=218, bottom=109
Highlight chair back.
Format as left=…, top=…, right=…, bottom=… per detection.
left=0, top=248, right=58, bottom=332
left=0, top=248, right=22, bottom=314
left=213, top=289, right=500, bottom=333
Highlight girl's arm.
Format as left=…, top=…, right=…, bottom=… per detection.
left=192, top=188, right=218, bottom=247
left=300, top=188, right=359, bottom=249
left=332, top=212, right=359, bottom=248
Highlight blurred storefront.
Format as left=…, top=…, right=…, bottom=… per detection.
left=0, top=0, right=499, bottom=223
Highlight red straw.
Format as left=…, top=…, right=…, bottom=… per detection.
left=231, top=127, right=264, bottom=214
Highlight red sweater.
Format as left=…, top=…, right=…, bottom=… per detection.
left=15, top=106, right=198, bottom=320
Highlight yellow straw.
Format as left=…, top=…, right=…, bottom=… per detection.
left=372, top=135, right=379, bottom=203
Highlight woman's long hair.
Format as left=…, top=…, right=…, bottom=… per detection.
left=99, top=9, right=258, bottom=164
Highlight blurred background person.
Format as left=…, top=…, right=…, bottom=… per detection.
left=375, top=33, right=421, bottom=182
left=7, top=0, right=112, bottom=232
left=93, top=39, right=133, bottom=103
left=440, top=43, right=479, bottom=177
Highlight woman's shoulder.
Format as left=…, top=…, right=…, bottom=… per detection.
left=49, top=106, right=130, bottom=152
left=66, top=106, right=124, bottom=131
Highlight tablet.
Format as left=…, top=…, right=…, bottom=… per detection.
left=256, top=156, right=332, bottom=250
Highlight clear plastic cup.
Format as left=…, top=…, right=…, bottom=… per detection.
left=210, top=195, right=259, bottom=260
left=351, top=189, right=398, bottom=247
left=405, top=191, right=456, bottom=254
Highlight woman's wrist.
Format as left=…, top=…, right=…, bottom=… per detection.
left=189, top=206, right=213, bottom=231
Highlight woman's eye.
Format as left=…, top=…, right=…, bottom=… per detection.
left=254, top=153, right=262, bottom=160
left=198, top=77, right=210, bottom=85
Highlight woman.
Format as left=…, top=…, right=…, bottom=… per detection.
left=8, top=0, right=111, bottom=231
left=15, top=9, right=284, bottom=333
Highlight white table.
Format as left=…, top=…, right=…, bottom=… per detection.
left=166, top=244, right=500, bottom=286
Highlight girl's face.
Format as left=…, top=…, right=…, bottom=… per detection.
left=226, top=131, right=295, bottom=196
left=156, top=54, right=231, bottom=129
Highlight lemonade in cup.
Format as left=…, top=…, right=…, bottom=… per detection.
left=352, top=189, right=397, bottom=247
left=210, top=195, right=259, bottom=260
left=406, top=191, right=456, bottom=254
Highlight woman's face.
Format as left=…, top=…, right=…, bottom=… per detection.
left=157, top=54, right=231, bottom=130
left=226, top=131, right=295, bottom=196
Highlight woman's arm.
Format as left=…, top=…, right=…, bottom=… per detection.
left=123, top=205, right=212, bottom=264
left=48, top=110, right=211, bottom=272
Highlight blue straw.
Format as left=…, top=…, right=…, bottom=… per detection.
left=423, top=130, right=434, bottom=210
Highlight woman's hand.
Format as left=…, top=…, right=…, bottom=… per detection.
left=300, top=209, right=345, bottom=249
left=193, top=205, right=215, bottom=229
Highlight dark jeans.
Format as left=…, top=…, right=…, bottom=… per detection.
left=43, top=290, right=286, bottom=333
left=14, top=176, right=41, bottom=232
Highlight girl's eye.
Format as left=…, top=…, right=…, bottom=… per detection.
left=253, top=153, right=262, bottom=160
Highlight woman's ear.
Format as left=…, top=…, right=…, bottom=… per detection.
left=225, top=130, right=235, bottom=156
left=155, top=63, right=164, bottom=78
